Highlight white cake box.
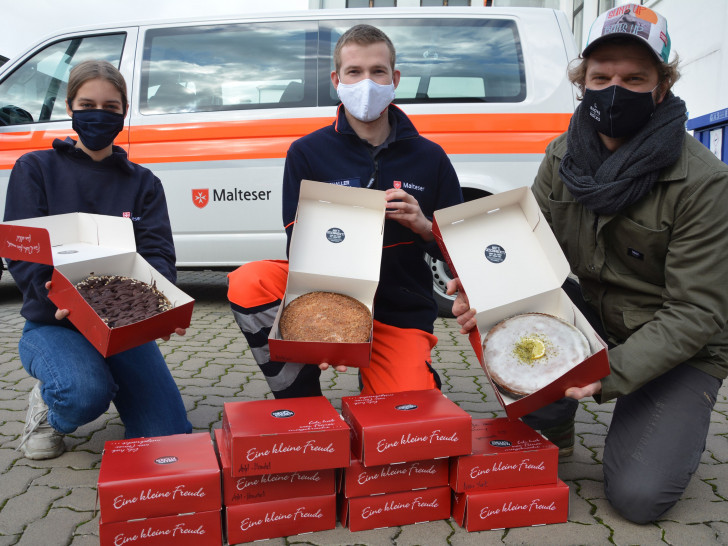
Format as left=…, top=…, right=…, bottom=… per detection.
left=0, top=213, right=194, bottom=357
left=268, top=179, right=386, bottom=368
left=432, top=187, right=610, bottom=419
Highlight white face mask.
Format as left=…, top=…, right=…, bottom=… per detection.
left=336, top=78, right=395, bottom=122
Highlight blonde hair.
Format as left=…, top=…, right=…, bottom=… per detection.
left=67, top=60, right=128, bottom=112
left=333, top=24, right=396, bottom=74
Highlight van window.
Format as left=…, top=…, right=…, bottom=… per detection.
left=320, top=18, right=525, bottom=105
left=0, top=34, right=125, bottom=126
left=141, top=22, right=317, bottom=114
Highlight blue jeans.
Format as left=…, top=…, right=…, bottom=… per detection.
left=19, top=321, right=192, bottom=438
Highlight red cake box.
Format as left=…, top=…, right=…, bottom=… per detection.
left=0, top=213, right=194, bottom=357
left=341, top=457, right=449, bottom=498
left=340, top=486, right=451, bottom=532
left=268, top=179, right=386, bottom=368
left=225, top=493, right=336, bottom=544
left=222, top=396, right=350, bottom=477
left=213, top=428, right=335, bottom=505
left=432, top=187, right=610, bottom=419
left=97, top=433, right=221, bottom=525
left=341, top=389, right=471, bottom=466
left=450, top=418, right=558, bottom=493
left=99, top=509, right=222, bottom=546
left=452, top=480, right=569, bottom=531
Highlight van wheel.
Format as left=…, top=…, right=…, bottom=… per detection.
left=429, top=188, right=491, bottom=317
left=427, top=254, right=455, bottom=317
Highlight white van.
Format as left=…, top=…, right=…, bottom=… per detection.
left=0, top=7, right=577, bottom=313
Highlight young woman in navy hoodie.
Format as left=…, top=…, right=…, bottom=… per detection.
left=4, top=60, right=191, bottom=460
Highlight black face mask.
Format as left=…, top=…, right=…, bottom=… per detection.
left=583, top=85, right=657, bottom=139
left=71, top=109, right=125, bottom=151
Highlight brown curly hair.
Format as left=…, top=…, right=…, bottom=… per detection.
left=568, top=37, right=680, bottom=100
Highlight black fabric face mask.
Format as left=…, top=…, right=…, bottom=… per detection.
left=583, top=85, right=657, bottom=139
left=71, top=109, right=125, bottom=151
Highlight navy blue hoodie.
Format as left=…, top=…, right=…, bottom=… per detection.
left=283, top=105, right=463, bottom=333
left=4, top=137, right=176, bottom=326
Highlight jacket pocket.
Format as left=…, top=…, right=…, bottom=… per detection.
left=547, top=195, right=585, bottom=270
left=622, top=308, right=656, bottom=330
left=603, top=216, right=669, bottom=286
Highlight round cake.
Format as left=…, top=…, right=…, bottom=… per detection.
left=75, top=275, right=172, bottom=328
left=279, top=291, right=371, bottom=343
left=482, top=313, right=590, bottom=398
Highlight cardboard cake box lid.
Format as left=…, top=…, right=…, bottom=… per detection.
left=341, top=456, right=450, bottom=498
left=97, top=432, right=222, bottom=524
left=0, top=213, right=194, bottom=357
left=452, top=479, right=570, bottom=532
left=99, top=509, right=222, bottom=546
left=341, top=389, right=472, bottom=467
left=226, top=493, right=336, bottom=544
left=213, top=428, right=335, bottom=505
left=222, top=396, right=351, bottom=477
left=450, top=418, right=558, bottom=493
left=432, top=187, right=610, bottom=419
left=269, top=180, right=386, bottom=369
left=340, top=485, right=451, bottom=532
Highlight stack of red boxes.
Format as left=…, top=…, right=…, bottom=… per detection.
left=97, top=433, right=223, bottom=546
left=339, top=389, right=472, bottom=531
left=450, top=418, right=569, bottom=531
left=218, top=396, right=351, bottom=544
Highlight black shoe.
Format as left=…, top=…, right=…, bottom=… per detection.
left=541, top=419, right=575, bottom=458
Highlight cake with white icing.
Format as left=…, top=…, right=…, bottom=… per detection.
left=482, top=313, right=590, bottom=398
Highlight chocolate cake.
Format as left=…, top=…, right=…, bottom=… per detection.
left=279, top=291, right=371, bottom=343
left=75, top=274, right=172, bottom=328
left=482, top=313, right=590, bottom=398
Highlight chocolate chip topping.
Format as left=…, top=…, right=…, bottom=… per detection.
left=75, top=275, right=172, bottom=328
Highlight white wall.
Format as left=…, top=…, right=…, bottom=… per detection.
left=645, top=0, right=728, bottom=119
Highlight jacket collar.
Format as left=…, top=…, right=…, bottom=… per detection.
left=53, top=137, right=135, bottom=175
left=333, top=103, right=419, bottom=141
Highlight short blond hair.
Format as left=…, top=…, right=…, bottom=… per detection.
left=333, top=24, right=396, bottom=74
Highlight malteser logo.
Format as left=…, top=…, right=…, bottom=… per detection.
left=155, top=456, right=178, bottom=465
left=192, top=189, right=209, bottom=209
left=272, top=409, right=294, bottom=418
left=393, top=180, right=402, bottom=189
left=395, top=404, right=418, bottom=411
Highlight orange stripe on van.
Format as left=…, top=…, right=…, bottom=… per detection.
left=0, top=113, right=571, bottom=169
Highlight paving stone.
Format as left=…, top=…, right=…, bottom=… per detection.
left=14, top=507, right=90, bottom=546
left=2, top=270, right=727, bottom=545
left=0, top=463, right=49, bottom=504
left=0, top=484, right=68, bottom=535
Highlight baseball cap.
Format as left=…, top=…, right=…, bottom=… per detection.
left=583, top=4, right=671, bottom=64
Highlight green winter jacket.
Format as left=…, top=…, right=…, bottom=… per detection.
left=532, top=132, right=728, bottom=402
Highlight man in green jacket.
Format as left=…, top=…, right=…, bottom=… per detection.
left=450, top=4, right=728, bottom=524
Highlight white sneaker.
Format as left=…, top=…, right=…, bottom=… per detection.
left=17, top=382, right=65, bottom=460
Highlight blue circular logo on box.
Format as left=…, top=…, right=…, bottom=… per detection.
left=326, top=227, right=345, bottom=243
left=485, top=244, right=506, bottom=263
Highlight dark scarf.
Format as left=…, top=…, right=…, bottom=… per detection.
left=559, top=92, right=687, bottom=215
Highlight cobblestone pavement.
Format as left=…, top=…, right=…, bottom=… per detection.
left=0, top=269, right=726, bottom=545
